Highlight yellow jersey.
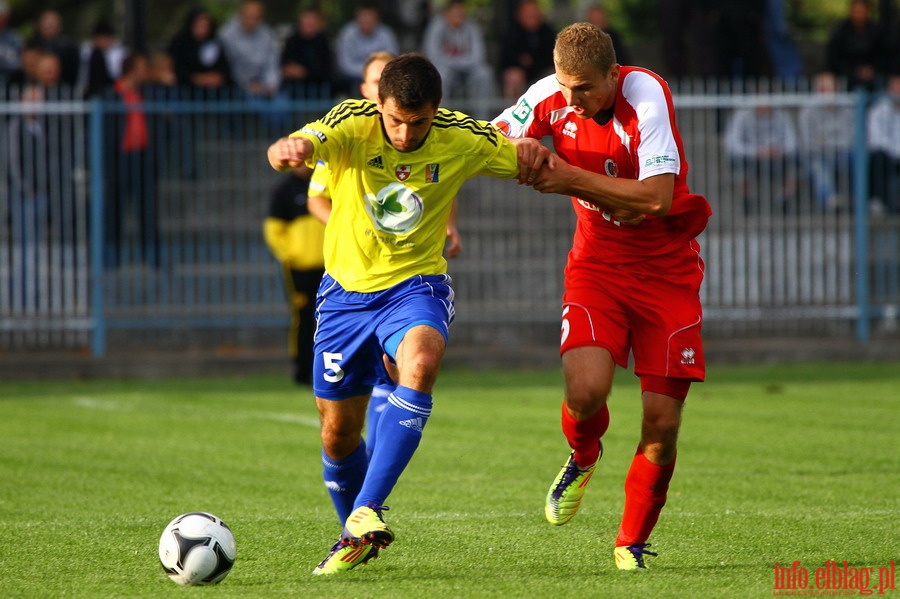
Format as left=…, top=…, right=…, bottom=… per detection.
left=290, top=99, right=519, bottom=292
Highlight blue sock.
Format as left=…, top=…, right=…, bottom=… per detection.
left=366, top=384, right=394, bottom=461
left=354, top=386, right=432, bottom=509
left=322, top=439, right=368, bottom=524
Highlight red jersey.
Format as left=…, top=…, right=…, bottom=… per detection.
left=493, top=67, right=711, bottom=265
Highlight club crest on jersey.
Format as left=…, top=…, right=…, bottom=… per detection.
left=365, top=182, right=424, bottom=234
left=604, top=159, right=619, bottom=177
left=426, top=163, right=440, bottom=183
left=395, top=164, right=411, bottom=181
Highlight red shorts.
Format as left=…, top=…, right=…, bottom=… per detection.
left=560, top=241, right=706, bottom=382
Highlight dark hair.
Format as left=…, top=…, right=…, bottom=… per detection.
left=377, top=53, right=442, bottom=109
left=121, top=52, right=147, bottom=76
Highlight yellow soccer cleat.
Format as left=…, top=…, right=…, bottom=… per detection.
left=344, top=504, right=394, bottom=549
left=614, top=543, right=658, bottom=570
left=312, top=538, right=379, bottom=575
left=545, top=444, right=601, bottom=526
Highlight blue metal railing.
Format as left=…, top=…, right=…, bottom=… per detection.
left=1, top=84, right=898, bottom=355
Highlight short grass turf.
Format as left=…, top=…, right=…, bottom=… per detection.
left=0, top=362, right=897, bottom=598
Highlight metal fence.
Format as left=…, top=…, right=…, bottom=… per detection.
left=1, top=81, right=898, bottom=356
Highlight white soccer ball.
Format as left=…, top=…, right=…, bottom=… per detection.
left=158, top=512, right=236, bottom=586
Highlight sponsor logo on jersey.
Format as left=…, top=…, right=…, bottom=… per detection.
left=576, top=198, right=602, bottom=213
left=426, top=163, right=440, bottom=183
left=364, top=182, right=424, bottom=234
left=494, top=120, right=511, bottom=136
left=645, top=154, right=677, bottom=167
left=681, top=347, right=696, bottom=365
left=512, top=98, right=533, bottom=124
left=604, top=159, right=619, bottom=177
left=395, top=164, right=411, bottom=181
left=367, top=155, right=384, bottom=169
left=563, top=120, right=578, bottom=139
left=300, top=127, right=326, bottom=143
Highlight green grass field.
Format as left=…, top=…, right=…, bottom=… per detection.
left=1, top=363, right=897, bottom=598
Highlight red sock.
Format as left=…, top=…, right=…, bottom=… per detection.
left=615, top=450, right=676, bottom=547
left=560, top=401, right=609, bottom=468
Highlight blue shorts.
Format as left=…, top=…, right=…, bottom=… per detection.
left=312, top=273, right=455, bottom=399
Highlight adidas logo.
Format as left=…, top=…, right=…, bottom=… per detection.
left=367, top=155, right=384, bottom=169
left=398, top=417, right=424, bottom=432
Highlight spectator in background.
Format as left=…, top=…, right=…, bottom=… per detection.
left=724, top=103, right=799, bottom=214
left=27, top=10, right=80, bottom=88
left=762, top=0, right=803, bottom=82
left=867, top=75, right=900, bottom=214
left=5, top=42, right=40, bottom=95
left=219, top=0, right=280, bottom=98
left=334, top=2, right=399, bottom=97
left=35, top=51, right=65, bottom=98
left=105, top=53, right=159, bottom=268
left=715, top=0, right=768, bottom=81
left=826, top=0, right=884, bottom=91
left=657, top=0, right=718, bottom=81
left=0, top=0, right=23, bottom=87
left=219, top=0, right=285, bottom=133
left=280, top=7, right=333, bottom=99
left=584, top=2, right=630, bottom=67
left=168, top=7, right=231, bottom=96
left=499, top=0, right=555, bottom=100
left=422, top=0, right=495, bottom=115
left=798, top=72, right=855, bottom=212
left=6, top=84, right=50, bottom=308
left=263, top=162, right=326, bottom=386
left=81, top=18, right=125, bottom=99
left=146, top=50, right=194, bottom=178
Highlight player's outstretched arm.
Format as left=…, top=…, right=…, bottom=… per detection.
left=510, top=137, right=551, bottom=185
left=267, top=137, right=314, bottom=172
left=533, top=154, right=674, bottom=217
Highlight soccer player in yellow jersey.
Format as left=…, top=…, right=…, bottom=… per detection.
left=267, top=53, right=546, bottom=575
left=305, top=51, right=463, bottom=525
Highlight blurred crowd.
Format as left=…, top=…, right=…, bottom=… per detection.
left=1, top=0, right=899, bottom=217
left=3, top=0, right=900, bottom=100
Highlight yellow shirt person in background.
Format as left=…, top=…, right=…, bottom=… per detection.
left=262, top=163, right=325, bottom=385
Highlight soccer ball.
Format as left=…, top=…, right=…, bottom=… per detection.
left=158, top=512, right=236, bottom=585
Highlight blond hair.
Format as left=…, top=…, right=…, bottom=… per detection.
left=553, top=22, right=616, bottom=75
left=363, top=50, right=396, bottom=80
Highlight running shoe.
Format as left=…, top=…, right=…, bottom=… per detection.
left=545, top=443, right=601, bottom=525
left=312, top=538, right=379, bottom=575
left=344, top=504, right=394, bottom=548
left=614, top=543, right=658, bottom=570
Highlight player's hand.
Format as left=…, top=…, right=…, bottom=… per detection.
left=514, top=138, right=551, bottom=185
left=267, top=137, right=311, bottom=172
left=530, top=154, right=574, bottom=194
left=444, top=224, right=462, bottom=258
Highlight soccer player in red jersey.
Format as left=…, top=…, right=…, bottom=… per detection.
left=494, top=22, right=712, bottom=570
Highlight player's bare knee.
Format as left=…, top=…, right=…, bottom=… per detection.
left=320, top=425, right=363, bottom=460
left=397, top=353, right=441, bottom=391
left=565, top=383, right=610, bottom=419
